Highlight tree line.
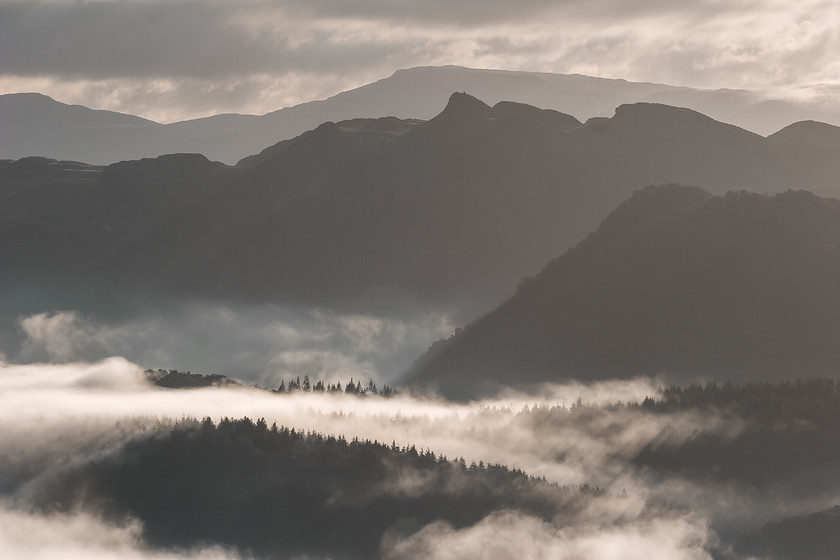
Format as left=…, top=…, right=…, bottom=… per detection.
left=275, top=375, right=397, bottom=396
left=40, top=416, right=601, bottom=560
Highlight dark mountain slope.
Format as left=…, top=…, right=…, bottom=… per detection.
left=0, top=157, right=108, bottom=311
left=35, top=418, right=597, bottom=560
left=407, top=185, right=840, bottom=398
left=96, top=116, right=426, bottom=304
left=0, top=157, right=103, bottom=220
left=235, top=98, right=840, bottom=312
left=269, top=94, right=590, bottom=309
left=85, top=96, right=589, bottom=313
left=7, top=95, right=840, bottom=319
left=769, top=120, right=840, bottom=150
left=0, top=153, right=239, bottom=315
left=82, top=153, right=237, bottom=232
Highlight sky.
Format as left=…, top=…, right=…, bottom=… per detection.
left=1, top=0, right=839, bottom=123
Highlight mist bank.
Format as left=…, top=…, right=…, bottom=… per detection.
left=3, top=358, right=840, bottom=558
left=0, top=504, right=241, bottom=560
left=0, top=304, right=454, bottom=387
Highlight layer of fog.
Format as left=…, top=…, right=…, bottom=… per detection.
left=0, top=357, right=666, bottom=488
left=4, top=357, right=838, bottom=559
left=383, top=510, right=713, bottom=560
left=0, top=357, right=709, bottom=559
left=0, top=504, right=241, bottom=560
left=0, top=305, right=455, bottom=388
left=0, top=502, right=711, bottom=560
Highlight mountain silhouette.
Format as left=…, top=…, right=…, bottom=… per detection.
left=5, top=95, right=840, bottom=320
left=5, top=66, right=840, bottom=165
left=769, top=120, right=840, bottom=150
left=406, top=185, right=840, bottom=398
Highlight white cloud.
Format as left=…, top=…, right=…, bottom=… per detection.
left=0, top=504, right=240, bottom=560
left=9, top=306, right=455, bottom=387
left=19, top=311, right=140, bottom=362
left=381, top=509, right=713, bottom=560
left=1, top=0, right=838, bottom=121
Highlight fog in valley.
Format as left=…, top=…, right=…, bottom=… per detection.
left=0, top=305, right=454, bottom=388
left=3, top=350, right=839, bottom=559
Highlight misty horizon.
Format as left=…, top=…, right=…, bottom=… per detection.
left=4, top=1, right=840, bottom=558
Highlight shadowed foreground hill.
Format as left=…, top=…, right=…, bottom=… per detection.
left=36, top=418, right=597, bottom=560
left=407, top=185, right=840, bottom=398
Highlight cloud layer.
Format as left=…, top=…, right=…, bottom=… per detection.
left=0, top=504, right=240, bottom=560
left=3, top=357, right=840, bottom=558
left=382, top=510, right=713, bottom=560
left=1, top=0, right=838, bottom=121
left=3, top=305, right=454, bottom=388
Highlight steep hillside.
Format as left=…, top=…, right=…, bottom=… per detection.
left=150, top=96, right=840, bottom=314
left=407, top=185, right=840, bottom=398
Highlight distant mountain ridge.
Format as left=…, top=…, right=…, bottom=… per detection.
left=769, top=120, right=840, bottom=150
left=406, top=185, right=840, bottom=398
left=5, top=65, right=840, bottom=164
left=5, top=94, right=840, bottom=322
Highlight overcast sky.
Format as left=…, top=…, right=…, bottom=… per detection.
left=1, top=0, right=839, bottom=122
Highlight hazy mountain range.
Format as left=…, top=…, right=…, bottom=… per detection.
left=5, top=92, right=840, bottom=325
left=5, top=65, right=840, bottom=165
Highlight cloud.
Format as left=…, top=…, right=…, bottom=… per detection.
left=0, top=503, right=240, bottom=560
left=2, top=357, right=838, bottom=557
left=1, top=0, right=839, bottom=122
left=0, top=0, right=435, bottom=81
left=381, top=509, right=713, bottom=560
left=19, top=311, right=142, bottom=363
left=0, top=358, right=680, bottom=497
left=8, top=305, right=455, bottom=387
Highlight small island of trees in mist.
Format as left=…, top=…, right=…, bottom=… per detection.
left=148, top=368, right=398, bottom=396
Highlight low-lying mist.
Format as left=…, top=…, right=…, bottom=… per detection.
left=3, top=357, right=837, bottom=558
left=0, top=303, right=455, bottom=387
left=0, top=504, right=241, bottom=560
left=0, top=357, right=664, bottom=486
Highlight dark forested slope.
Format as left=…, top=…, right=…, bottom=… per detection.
left=407, top=185, right=840, bottom=397
left=36, top=418, right=597, bottom=560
